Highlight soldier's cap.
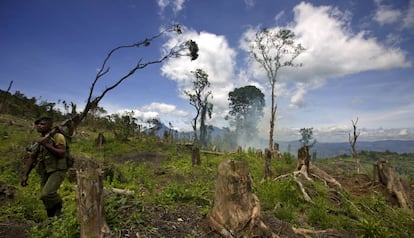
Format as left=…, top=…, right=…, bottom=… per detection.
left=34, top=116, right=53, bottom=125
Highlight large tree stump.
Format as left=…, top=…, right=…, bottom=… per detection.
left=77, top=167, right=111, bottom=238
left=373, top=159, right=412, bottom=209
left=207, top=159, right=277, bottom=238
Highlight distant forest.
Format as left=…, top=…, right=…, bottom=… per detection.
left=0, top=89, right=65, bottom=121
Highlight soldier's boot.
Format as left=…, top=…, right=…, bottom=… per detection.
left=46, top=208, right=55, bottom=217
left=54, top=202, right=62, bottom=217
left=46, top=202, right=62, bottom=217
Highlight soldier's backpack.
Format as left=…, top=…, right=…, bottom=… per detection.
left=54, top=120, right=75, bottom=168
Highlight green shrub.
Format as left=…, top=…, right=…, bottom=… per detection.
left=307, top=198, right=332, bottom=229
left=274, top=205, right=296, bottom=223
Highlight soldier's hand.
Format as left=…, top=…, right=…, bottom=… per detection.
left=36, top=136, right=48, bottom=145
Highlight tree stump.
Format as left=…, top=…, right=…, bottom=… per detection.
left=373, top=159, right=412, bottom=209
left=207, top=159, right=277, bottom=237
left=76, top=167, right=111, bottom=238
left=256, top=149, right=263, bottom=159
left=272, top=143, right=282, bottom=160
left=264, top=148, right=272, bottom=179
left=297, top=145, right=310, bottom=174
left=236, top=146, right=243, bottom=154
left=192, top=145, right=201, bottom=166
left=95, top=132, right=105, bottom=147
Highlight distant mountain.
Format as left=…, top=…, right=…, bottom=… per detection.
left=146, top=123, right=414, bottom=158
left=277, top=140, right=414, bottom=158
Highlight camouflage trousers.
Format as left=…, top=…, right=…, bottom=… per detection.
left=40, top=170, right=66, bottom=210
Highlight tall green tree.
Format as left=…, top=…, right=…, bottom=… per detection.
left=185, top=69, right=213, bottom=152
left=249, top=28, right=305, bottom=150
left=228, top=85, right=265, bottom=145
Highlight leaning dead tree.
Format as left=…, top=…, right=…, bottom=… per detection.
left=373, top=159, right=412, bottom=209
left=68, top=24, right=198, bottom=136
left=67, top=25, right=198, bottom=238
left=349, top=117, right=360, bottom=174
left=207, top=159, right=278, bottom=237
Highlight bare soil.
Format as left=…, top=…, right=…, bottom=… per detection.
left=1, top=153, right=412, bottom=238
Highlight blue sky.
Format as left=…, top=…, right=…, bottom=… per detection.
left=1, top=0, right=413, bottom=143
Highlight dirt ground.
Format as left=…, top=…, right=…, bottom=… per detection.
left=1, top=153, right=412, bottom=238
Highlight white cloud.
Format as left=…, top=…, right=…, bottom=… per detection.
left=403, top=0, right=414, bottom=29
left=240, top=2, right=411, bottom=113
left=161, top=28, right=237, bottom=128
left=292, top=2, right=410, bottom=76
left=141, top=102, right=188, bottom=116
left=289, top=83, right=307, bottom=109
left=374, top=0, right=403, bottom=25
left=157, top=0, right=186, bottom=15
left=154, top=2, right=413, bottom=141
left=274, top=11, right=285, bottom=23
left=244, top=0, right=255, bottom=8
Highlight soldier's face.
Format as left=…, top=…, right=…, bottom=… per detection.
left=36, top=121, right=51, bottom=133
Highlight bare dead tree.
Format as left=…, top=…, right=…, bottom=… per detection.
left=349, top=117, right=360, bottom=174
left=0, top=80, right=13, bottom=114
left=69, top=24, right=198, bottom=134
left=67, top=25, right=198, bottom=237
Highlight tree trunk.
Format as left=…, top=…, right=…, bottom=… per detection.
left=373, top=159, right=412, bottom=209
left=267, top=82, right=276, bottom=151
left=273, top=143, right=281, bottom=160
left=76, top=167, right=110, bottom=238
left=264, top=148, right=272, bottom=179
left=297, top=145, right=310, bottom=175
left=256, top=149, right=263, bottom=159
left=192, top=145, right=201, bottom=166
left=207, top=159, right=277, bottom=238
left=95, top=132, right=105, bottom=147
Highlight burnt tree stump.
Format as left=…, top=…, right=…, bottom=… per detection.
left=77, top=167, right=110, bottom=237
left=207, top=159, right=277, bottom=238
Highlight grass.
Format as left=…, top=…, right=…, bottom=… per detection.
left=0, top=114, right=413, bottom=237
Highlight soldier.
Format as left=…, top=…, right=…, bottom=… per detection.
left=21, top=117, right=67, bottom=217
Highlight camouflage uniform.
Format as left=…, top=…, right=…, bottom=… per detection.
left=36, top=133, right=67, bottom=216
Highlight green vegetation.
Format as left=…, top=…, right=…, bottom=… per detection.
left=0, top=95, right=413, bottom=237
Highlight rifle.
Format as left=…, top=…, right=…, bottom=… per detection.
left=26, top=118, right=72, bottom=153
